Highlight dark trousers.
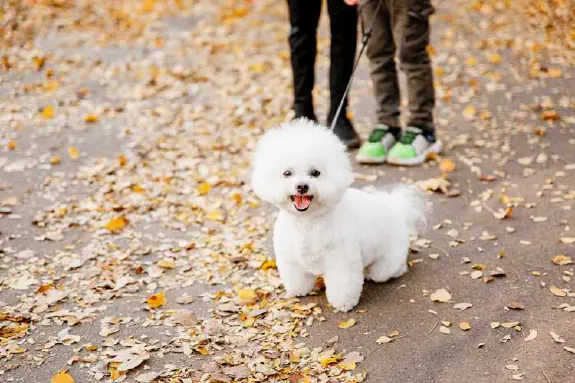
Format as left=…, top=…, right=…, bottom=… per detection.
left=287, top=0, right=357, bottom=120
left=362, top=0, right=436, bottom=131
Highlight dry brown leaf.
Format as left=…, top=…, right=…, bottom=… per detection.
left=430, top=288, right=451, bottom=303
left=552, top=255, right=573, bottom=266
left=550, top=285, right=567, bottom=297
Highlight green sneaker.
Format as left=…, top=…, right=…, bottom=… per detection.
left=356, top=125, right=398, bottom=164
left=387, top=126, right=443, bottom=166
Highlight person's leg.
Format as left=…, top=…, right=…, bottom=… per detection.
left=386, top=0, right=442, bottom=165
left=326, top=0, right=357, bottom=122
left=326, top=0, right=360, bottom=149
left=364, top=0, right=401, bottom=130
left=356, top=0, right=401, bottom=164
left=287, top=0, right=322, bottom=121
left=395, top=0, right=435, bottom=133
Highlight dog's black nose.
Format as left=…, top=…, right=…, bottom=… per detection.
left=296, top=183, right=309, bottom=195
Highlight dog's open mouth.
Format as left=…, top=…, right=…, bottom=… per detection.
left=289, top=195, right=314, bottom=212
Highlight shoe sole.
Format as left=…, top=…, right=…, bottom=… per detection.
left=387, top=140, right=443, bottom=166
left=356, top=153, right=387, bottom=164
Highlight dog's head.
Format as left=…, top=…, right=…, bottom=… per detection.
left=252, top=119, right=353, bottom=216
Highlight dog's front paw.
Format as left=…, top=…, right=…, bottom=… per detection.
left=327, top=293, right=359, bottom=313
left=285, top=287, right=312, bottom=298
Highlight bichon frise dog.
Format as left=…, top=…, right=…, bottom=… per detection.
left=252, top=119, right=425, bottom=312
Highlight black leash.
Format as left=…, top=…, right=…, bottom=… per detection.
left=329, top=1, right=382, bottom=131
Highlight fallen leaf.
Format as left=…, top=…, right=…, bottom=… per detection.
left=157, top=259, right=176, bottom=269
left=416, top=177, right=452, bottom=195
left=550, top=331, right=565, bottom=343
left=40, top=105, right=55, bottom=119
left=458, top=321, right=471, bottom=331
left=147, top=292, right=166, bottom=308
left=338, top=318, right=356, bottom=329
left=376, top=336, right=393, bottom=344
left=548, top=68, right=563, bottom=78
left=564, top=346, right=575, bottom=354
left=430, top=288, right=451, bottom=303
left=507, top=301, right=525, bottom=310
left=560, top=237, right=575, bottom=244
left=84, top=114, right=99, bottom=123
left=439, top=326, right=451, bottom=334
left=197, top=183, right=212, bottom=195
left=453, top=302, right=472, bottom=311
left=206, top=210, right=224, bottom=221
left=487, top=52, right=503, bottom=63
left=51, top=371, right=74, bottom=383
left=338, top=361, right=356, bottom=371
left=506, top=364, right=519, bottom=371
left=68, top=146, right=79, bottom=160
left=439, top=158, right=455, bottom=173
left=105, top=217, right=128, bottom=232
left=525, top=329, right=537, bottom=341
left=552, top=255, right=573, bottom=266
left=173, top=310, right=198, bottom=326
left=550, top=285, right=567, bottom=297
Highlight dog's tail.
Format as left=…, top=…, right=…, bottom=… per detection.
left=388, top=184, right=427, bottom=234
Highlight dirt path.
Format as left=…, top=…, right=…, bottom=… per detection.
left=1, top=1, right=574, bottom=382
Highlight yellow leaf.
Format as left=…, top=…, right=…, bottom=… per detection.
left=85, top=345, right=98, bottom=351
left=260, top=258, right=277, bottom=270
left=459, top=321, right=471, bottom=330
left=7, top=140, right=16, bottom=150
left=68, top=146, right=79, bottom=160
left=487, top=52, right=502, bottom=64
left=548, top=68, right=562, bottom=78
left=194, top=346, right=209, bottom=355
left=338, top=360, right=356, bottom=370
left=32, top=56, right=46, bottom=70
left=249, top=63, right=265, bottom=73
left=197, top=183, right=212, bottom=196
left=552, top=255, right=572, bottom=266
left=320, top=356, right=341, bottom=367
left=157, top=259, right=176, bottom=269
left=105, top=217, right=128, bottom=232
left=205, top=210, right=223, bottom=221
left=231, top=193, right=242, bottom=204
left=109, top=362, right=125, bottom=381
left=238, top=288, right=257, bottom=301
left=550, top=285, right=566, bottom=297
left=43, top=80, right=60, bottom=91
left=118, top=155, right=127, bottom=166
left=51, top=371, right=74, bottom=383
left=50, top=156, right=61, bottom=165
left=141, top=0, right=155, bottom=12
left=85, top=114, right=99, bottom=123
left=130, top=184, right=144, bottom=193
left=40, top=105, right=55, bottom=119
left=439, top=158, right=455, bottom=173
left=463, top=105, right=476, bottom=120
left=465, top=57, right=478, bottom=66
left=337, top=318, right=356, bottom=329
left=147, top=292, right=167, bottom=308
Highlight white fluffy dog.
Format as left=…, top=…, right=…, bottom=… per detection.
left=252, top=119, right=425, bottom=312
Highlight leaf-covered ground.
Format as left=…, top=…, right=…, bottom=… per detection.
left=1, top=0, right=574, bottom=382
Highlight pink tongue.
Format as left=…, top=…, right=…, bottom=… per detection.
left=294, top=196, right=311, bottom=209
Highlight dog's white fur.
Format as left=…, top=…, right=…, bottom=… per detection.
left=252, top=119, right=425, bottom=312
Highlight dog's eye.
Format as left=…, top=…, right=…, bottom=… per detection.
left=310, top=169, right=321, bottom=178
left=283, top=170, right=293, bottom=178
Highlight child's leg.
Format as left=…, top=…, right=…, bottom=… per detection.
left=362, top=0, right=400, bottom=129
left=393, top=0, right=436, bottom=132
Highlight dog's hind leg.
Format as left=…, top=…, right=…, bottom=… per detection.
left=367, top=242, right=409, bottom=283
